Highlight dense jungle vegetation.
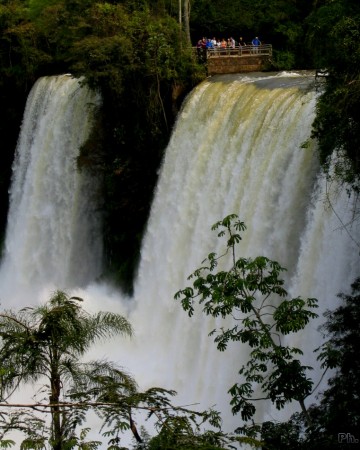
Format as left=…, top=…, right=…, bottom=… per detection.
left=0, top=0, right=359, bottom=291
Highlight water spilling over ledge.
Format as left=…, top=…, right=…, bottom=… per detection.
left=1, top=71, right=359, bottom=447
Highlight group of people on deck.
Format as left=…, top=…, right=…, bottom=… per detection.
left=196, top=36, right=262, bottom=62
left=196, top=36, right=261, bottom=51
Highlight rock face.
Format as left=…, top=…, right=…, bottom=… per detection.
left=207, top=55, right=271, bottom=74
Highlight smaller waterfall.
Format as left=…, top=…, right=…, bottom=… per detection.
left=0, top=75, right=103, bottom=307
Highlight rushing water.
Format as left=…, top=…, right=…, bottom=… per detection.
left=0, top=75, right=103, bottom=305
left=1, top=72, right=359, bottom=446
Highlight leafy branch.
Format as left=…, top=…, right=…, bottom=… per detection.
left=175, top=214, right=319, bottom=428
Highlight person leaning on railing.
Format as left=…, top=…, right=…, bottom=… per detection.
left=238, top=37, right=246, bottom=55
left=251, top=36, right=261, bottom=53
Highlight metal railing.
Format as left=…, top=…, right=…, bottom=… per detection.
left=195, top=44, right=272, bottom=58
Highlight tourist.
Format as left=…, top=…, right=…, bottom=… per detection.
left=206, top=38, right=214, bottom=49
left=227, top=38, right=231, bottom=54
left=218, top=38, right=225, bottom=55
left=238, top=36, right=246, bottom=55
left=206, top=38, right=214, bottom=57
left=251, top=36, right=261, bottom=53
left=196, top=38, right=207, bottom=62
left=196, top=39, right=202, bottom=60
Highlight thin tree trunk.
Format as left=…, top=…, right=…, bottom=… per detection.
left=183, top=0, right=191, bottom=46
left=50, top=359, right=63, bottom=450
left=179, top=0, right=182, bottom=49
left=299, top=398, right=313, bottom=429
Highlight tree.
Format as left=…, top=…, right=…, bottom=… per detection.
left=183, top=0, right=191, bottom=46
left=175, top=215, right=319, bottom=435
left=306, top=0, right=360, bottom=193
left=297, top=276, right=360, bottom=449
left=0, top=290, right=135, bottom=449
left=248, top=276, right=360, bottom=450
left=0, top=291, right=240, bottom=449
left=316, top=277, right=360, bottom=440
left=129, top=406, right=237, bottom=450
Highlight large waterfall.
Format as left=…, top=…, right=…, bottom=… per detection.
left=1, top=72, right=359, bottom=445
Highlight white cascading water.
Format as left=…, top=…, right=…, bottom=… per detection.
left=0, top=75, right=103, bottom=306
left=0, top=72, right=359, bottom=446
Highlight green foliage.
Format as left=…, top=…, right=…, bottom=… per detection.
left=0, top=290, right=135, bottom=448
left=143, top=407, right=243, bottom=450
left=307, top=0, right=360, bottom=192
left=0, top=0, right=50, bottom=81
left=246, top=277, right=360, bottom=449
left=312, top=277, right=360, bottom=443
left=0, top=410, right=47, bottom=449
left=259, top=419, right=303, bottom=450
left=0, top=291, right=238, bottom=448
left=147, top=416, right=227, bottom=449
left=0, top=442, right=15, bottom=449
left=175, top=215, right=318, bottom=424
left=270, top=50, right=295, bottom=71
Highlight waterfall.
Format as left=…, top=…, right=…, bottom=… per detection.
left=0, top=75, right=103, bottom=306
left=1, top=72, right=359, bottom=445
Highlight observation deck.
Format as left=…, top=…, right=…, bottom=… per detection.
left=195, top=44, right=273, bottom=75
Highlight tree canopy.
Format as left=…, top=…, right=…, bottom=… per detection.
left=0, top=290, right=135, bottom=448
left=256, top=277, right=360, bottom=449
left=307, top=0, right=360, bottom=192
